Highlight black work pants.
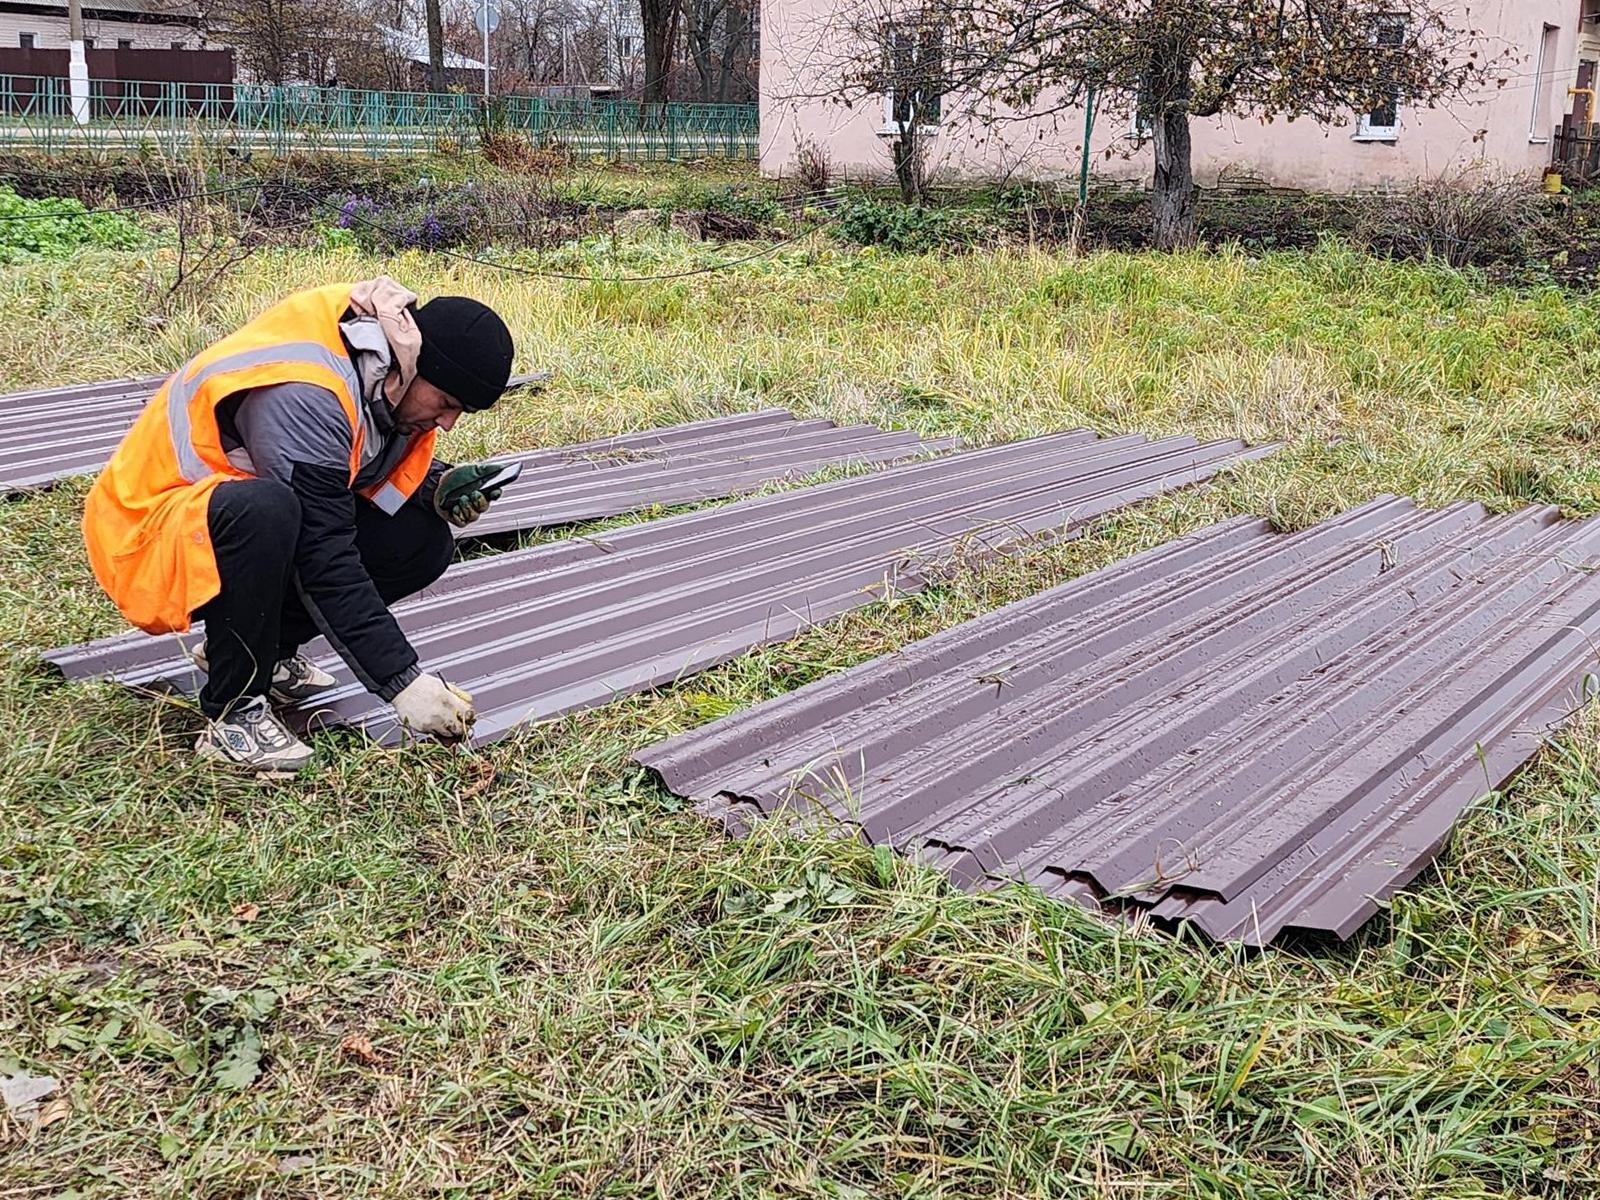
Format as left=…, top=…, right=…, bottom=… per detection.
left=193, top=478, right=453, bottom=718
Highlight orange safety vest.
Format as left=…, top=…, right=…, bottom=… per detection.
left=83, top=283, right=437, bottom=634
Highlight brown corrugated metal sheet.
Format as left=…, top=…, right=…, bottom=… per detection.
left=44, top=430, right=1270, bottom=746
left=468, top=411, right=956, bottom=536
left=636, top=497, right=1600, bottom=946
left=0, top=372, right=551, bottom=491
left=0, top=376, right=168, bottom=491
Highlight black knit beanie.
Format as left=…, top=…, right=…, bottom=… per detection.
left=412, top=296, right=514, bottom=411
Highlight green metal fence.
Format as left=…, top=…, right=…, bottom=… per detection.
left=0, top=76, right=758, bottom=161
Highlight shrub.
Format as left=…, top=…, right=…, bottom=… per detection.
left=792, top=137, right=833, bottom=194
left=834, top=195, right=976, bottom=253
left=332, top=189, right=490, bottom=252
left=1351, top=169, right=1540, bottom=269
left=702, top=186, right=783, bottom=224
left=0, top=186, right=142, bottom=263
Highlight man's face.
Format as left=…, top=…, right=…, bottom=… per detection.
left=393, top=377, right=466, bottom=436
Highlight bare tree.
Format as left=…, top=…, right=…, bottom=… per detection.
left=425, top=0, right=447, bottom=89
left=715, top=0, right=753, bottom=101
left=494, top=0, right=612, bottom=87
left=811, top=0, right=1497, bottom=248
left=639, top=0, right=682, bottom=103
left=197, top=0, right=339, bottom=83
left=686, top=0, right=753, bottom=101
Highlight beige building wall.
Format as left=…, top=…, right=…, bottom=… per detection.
left=0, top=12, right=203, bottom=51
left=763, top=0, right=1585, bottom=192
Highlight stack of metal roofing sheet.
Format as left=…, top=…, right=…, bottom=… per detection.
left=637, top=497, right=1600, bottom=946
left=44, top=429, right=1268, bottom=745
left=468, top=410, right=956, bottom=536
left=0, top=375, right=167, bottom=491
left=0, top=371, right=552, bottom=491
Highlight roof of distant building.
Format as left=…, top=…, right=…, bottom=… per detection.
left=0, top=0, right=202, bottom=17
left=377, top=25, right=489, bottom=72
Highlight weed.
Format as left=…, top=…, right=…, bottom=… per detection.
left=835, top=193, right=983, bottom=252
left=0, top=186, right=142, bottom=263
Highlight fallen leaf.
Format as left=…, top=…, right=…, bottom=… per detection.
left=339, top=1034, right=379, bottom=1065
left=232, top=902, right=260, bottom=923
left=459, top=759, right=497, bottom=801
left=36, top=1096, right=71, bottom=1129
left=278, top=1154, right=315, bottom=1173
left=0, top=1071, right=58, bottom=1119
left=213, top=1028, right=262, bottom=1091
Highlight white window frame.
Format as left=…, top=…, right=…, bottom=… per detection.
left=18, top=32, right=36, bottom=49
left=880, top=92, right=942, bottom=138
left=1354, top=111, right=1400, bottom=142
left=1354, top=14, right=1405, bottom=142
left=878, top=22, right=943, bottom=138
left=1530, top=23, right=1561, bottom=144
left=1126, top=103, right=1154, bottom=143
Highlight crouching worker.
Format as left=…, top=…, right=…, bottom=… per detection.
left=82, top=277, right=516, bottom=774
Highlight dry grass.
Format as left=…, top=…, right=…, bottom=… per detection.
left=3, top=219, right=1600, bottom=1198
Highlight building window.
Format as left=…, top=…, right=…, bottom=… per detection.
left=1531, top=23, right=1561, bottom=143
left=18, top=33, right=35, bottom=48
left=117, top=38, right=133, bottom=49
left=880, top=23, right=944, bottom=135
left=85, top=38, right=95, bottom=48
left=619, top=36, right=632, bottom=57
left=171, top=41, right=185, bottom=51
left=1355, top=15, right=1404, bottom=141
left=1127, top=90, right=1154, bottom=142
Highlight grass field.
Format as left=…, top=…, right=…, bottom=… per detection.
left=4, top=219, right=1600, bottom=1198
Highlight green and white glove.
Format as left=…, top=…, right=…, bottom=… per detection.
left=433, top=462, right=508, bottom=528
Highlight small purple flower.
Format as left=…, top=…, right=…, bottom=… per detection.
left=337, top=195, right=380, bottom=230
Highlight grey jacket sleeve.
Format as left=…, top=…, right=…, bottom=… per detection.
left=230, top=383, right=422, bottom=700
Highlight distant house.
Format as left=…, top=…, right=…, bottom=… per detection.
left=762, top=0, right=1588, bottom=192
left=600, top=0, right=643, bottom=90
left=0, top=0, right=206, bottom=51
left=375, top=24, right=488, bottom=91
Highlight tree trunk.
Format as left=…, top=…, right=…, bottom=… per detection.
left=424, top=0, right=445, bottom=91
left=1147, top=36, right=1197, bottom=251
left=1151, top=107, right=1196, bottom=250
left=891, top=129, right=926, bottom=205
left=716, top=0, right=747, bottom=102
left=688, top=0, right=716, bottom=101
left=640, top=0, right=682, bottom=103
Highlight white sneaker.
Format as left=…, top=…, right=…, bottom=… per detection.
left=193, top=644, right=336, bottom=705
left=267, top=653, right=337, bottom=703
left=195, top=696, right=314, bottom=776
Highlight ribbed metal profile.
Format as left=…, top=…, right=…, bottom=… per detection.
left=0, top=375, right=168, bottom=491
left=0, top=371, right=552, bottom=491
left=636, top=497, right=1600, bottom=946
left=468, top=410, right=956, bottom=536
left=45, top=430, right=1269, bottom=748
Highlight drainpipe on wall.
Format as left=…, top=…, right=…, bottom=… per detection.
left=1571, top=86, right=1597, bottom=129
left=66, top=0, right=89, bottom=125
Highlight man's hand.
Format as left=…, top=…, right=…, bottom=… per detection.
left=392, top=673, right=476, bottom=742
left=433, top=463, right=509, bottom=528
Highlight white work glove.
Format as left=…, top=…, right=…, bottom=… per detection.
left=391, top=673, right=476, bottom=743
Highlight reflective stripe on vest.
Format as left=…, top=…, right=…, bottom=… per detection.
left=165, top=340, right=365, bottom=484
left=368, top=481, right=410, bottom=515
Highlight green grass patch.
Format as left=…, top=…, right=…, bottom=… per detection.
left=2, top=236, right=1600, bottom=1196
left=0, top=185, right=142, bottom=264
